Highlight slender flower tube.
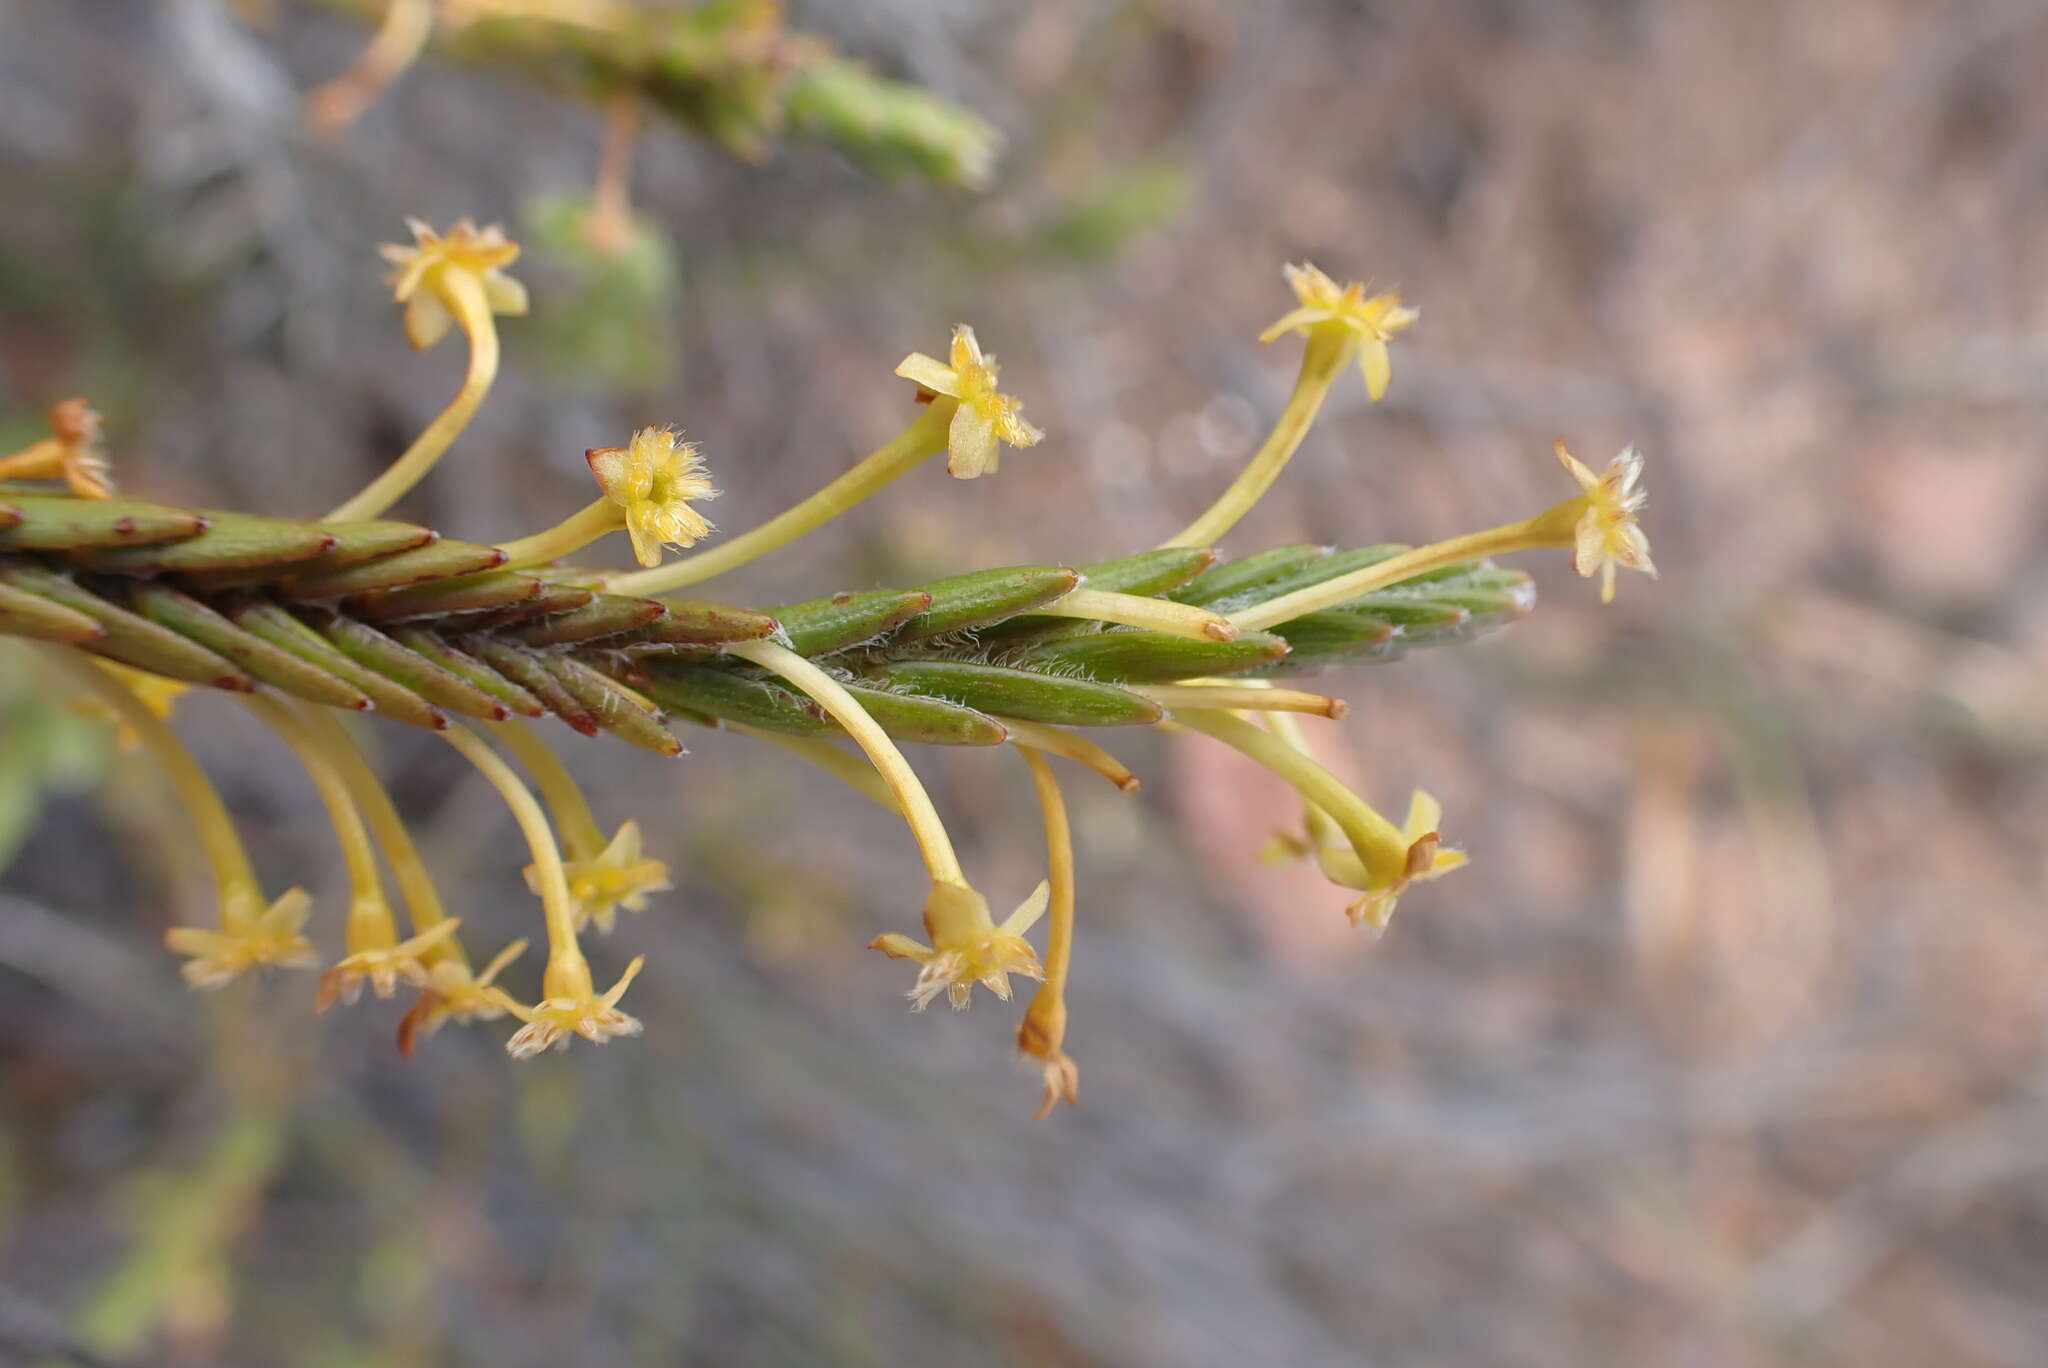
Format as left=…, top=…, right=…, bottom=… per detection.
left=440, top=724, right=643, bottom=1056
left=1036, top=588, right=1236, bottom=641
left=1015, top=745, right=1079, bottom=1119
left=304, top=0, right=435, bottom=135
left=990, top=717, right=1139, bottom=794
left=244, top=695, right=456, bottom=1008
left=493, top=722, right=671, bottom=934
left=41, top=649, right=316, bottom=984
left=1229, top=442, right=1653, bottom=631
left=1136, top=683, right=1347, bottom=718
left=1163, top=263, right=1416, bottom=550
left=0, top=397, right=112, bottom=497
left=327, top=220, right=528, bottom=521
left=610, top=404, right=950, bottom=594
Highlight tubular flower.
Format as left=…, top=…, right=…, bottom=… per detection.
left=164, top=889, right=320, bottom=990
left=380, top=218, right=530, bottom=351
left=870, top=879, right=1048, bottom=1011
left=0, top=396, right=113, bottom=498
left=318, top=917, right=463, bottom=1011
left=1017, top=986, right=1078, bottom=1120
left=1258, top=262, right=1419, bottom=402
left=586, top=429, right=717, bottom=568
left=893, top=325, right=1043, bottom=478
left=1555, top=439, right=1656, bottom=604
left=525, top=820, right=672, bottom=934
left=397, top=938, right=529, bottom=1055
left=1340, top=790, right=1468, bottom=934
left=75, top=662, right=187, bottom=751
left=497, top=954, right=646, bottom=1058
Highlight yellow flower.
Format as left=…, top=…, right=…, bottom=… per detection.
left=0, top=396, right=114, bottom=498
left=1555, top=439, right=1656, bottom=604
left=585, top=428, right=718, bottom=569
left=894, top=325, right=1044, bottom=479
left=1340, top=790, right=1468, bottom=935
left=870, top=879, right=1048, bottom=1011
left=524, top=819, right=672, bottom=934
left=396, top=937, right=528, bottom=1055
left=74, top=662, right=187, bottom=751
left=379, top=218, right=530, bottom=351
left=163, top=889, right=319, bottom=989
left=1016, top=991, right=1079, bottom=1121
left=497, top=954, right=646, bottom=1058
left=1258, top=262, right=1419, bottom=402
left=316, top=917, right=462, bottom=1011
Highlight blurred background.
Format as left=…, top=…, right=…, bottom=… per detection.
left=3, top=0, right=2047, bottom=1363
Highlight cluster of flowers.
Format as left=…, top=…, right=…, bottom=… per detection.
left=0, top=221, right=1651, bottom=1117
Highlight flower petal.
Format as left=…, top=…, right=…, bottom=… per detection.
left=894, top=352, right=961, bottom=397
left=1360, top=337, right=1392, bottom=402
left=403, top=291, right=454, bottom=351
left=947, top=408, right=1000, bottom=479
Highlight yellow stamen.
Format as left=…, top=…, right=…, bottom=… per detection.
left=726, top=639, right=963, bottom=885
left=1037, top=587, right=1236, bottom=641
left=610, top=404, right=951, bottom=595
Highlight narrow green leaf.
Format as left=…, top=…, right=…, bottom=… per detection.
left=759, top=588, right=931, bottom=657
left=513, top=595, right=667, bottom=647
left=865, top=660, right=1162, bottom=726
left=0, top=565, right=253, bottom=689
left=390, top=630, right=546, bottom=718
left=636, top=663, right=833, bottom=736
left=1019, top=628, right=1291, bottom=682
left=538, top=655, right=681, bottom=757
left=0, top=497, right=208, bottom=550
left=350, top=571, right=546, bottom=623
left=626, top=599, right=781, bottom=647
left=0, top=579, right=106, bottom=643
left=1199, top=543, right=1410, bottom=613
left=309, top=521, right=437, bottom=569
left=893, top=565, right=1080, bottom=642
left=317, top=616, right=513, bottom=722
left=231, top=602, right=446, bottom=729
left=285, top=540, right=507, bottom=599
left=1169, top=544, right=1330, bottom=605
left=462, top=638, right=596, bottom=735
left=840, top=682, right=1007, bottom=746
left=463, top=584, right=595, bottom=632
left=71, top=513, right=338, bottom=574
left=130, top=584, right=372, bottom=711
left=1076, top=546, right=1216, bottom=598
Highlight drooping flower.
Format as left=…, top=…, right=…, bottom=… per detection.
left=870, top=879, right=1048, bottom=1011
left=74, top=662, right=187, bottom=751
left=0, top=396, right=113, bottom=498
left=379, top=218, right=530, bottom=351
left=522, top=819, right=672, bottom=935
left=1016, top=990, right=1079, bottom=1120
left=497, top=954, right=646, bottom=1058
left=317, top=917, right=463, bottom=1011
left=1258, top=262, right=1419, bottom=402
left=396, top=937, right=529, bottom=1056
left=163, top=889, right=320, bottom=989
left=1555, top=439, right=1656, bottom=604
left=1341, top=790, right=1468, bottom=934
left=586, top=429, right=717, bottom=569
left=894, top=325, right=1044, bottom=478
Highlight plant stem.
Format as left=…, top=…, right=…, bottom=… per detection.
left=491, top=720, right=608, bottom=857
left=40, top=648, right=264, bottom=926
left=1017, top=747, right=1074, bottom=998
left=304, top=0, right=434, bottom=134
left=991, top=717, right=1138, bottom=794
left=1160, top=329, right=1351, bottom=550
left=727, top=639, right=963, bottom=885
left=497, top=499, right=624, bottom=570
left=610, top=404, right=952, bottom=595
left=1136, top=683, right=1345, bottom=717
left=1038, top=588, right=1236, bottom=641
left=440, top=723, right=584, bottom=980
left=243, top=694, right=390, bottom=937
left=326, top=269, right=499, bottom=521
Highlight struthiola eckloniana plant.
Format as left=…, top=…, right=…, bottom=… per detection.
left=0, top=226, right=1654, bottom=1119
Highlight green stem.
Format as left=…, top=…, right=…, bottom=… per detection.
left=497, top=498, right=624, bottom=570
left=1160, top=329, right=1351, bottom=550
left=326, top=269, right=499, bottom=521
left=609, top=404, right=952, bottom=595
left=243, top=695, right=391, bottom=941
left=491, top=720, right=608, bottom=858
left=440, top=723, right=586, bottom=987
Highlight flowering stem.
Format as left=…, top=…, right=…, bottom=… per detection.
left=440, top=723, right=586, bottom=982
left=1160, top=328, right=1352, bottom=550
left=583, top=88, right=641, bottom=254
left=727, top=639, right=964, bottom=885
left=243, top=694, right=391, bottom=940
left=490, top=720, right=607, bottom=859
left=0, top=438, right=62, bottom=481
left=1038, top=588, right=1236, bottom=641
left=326, top=270, right=500, bottom=522
left=287, top=703, right=454, bottom=944
left=610, top=404, right=952, bottom=595
left=497, top=499, right=625, bottom=572
left=1165, top=708, right=1408, bottom=884
left=1228, top=499, right=1584, bottom=633
left=304, top=0, right=434, bottom=134
left=1017, top=747, right=1075, bottom=999
left=38, top=648, right=264, bottom=927
left=992, top=717, right=1139, bottom=794
left=1136, top=683, right=1346, bottom=718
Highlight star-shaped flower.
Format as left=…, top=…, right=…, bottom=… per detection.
left=894, top=325, right=1044, bottom=478
left=379, top=218, right=530, bottom=351
left=586, top=428, right=718, bottom=569
left=1555, top=439, right=1656, bottom=604
left=870, top=879, right=1048, bottom=1011
left=317, top=916, right=463, bottom=1011
left=498, top=955, right=646, bottom=1058
left=163, top=889, right=319, bottom=989
left=1341, top=790, right=1468, bottom=935
left=396, top=937, right=528, bottom=1056
left=1258, top=261, right=1419, bottom=402
left=524, top=819, right=672, bottom=934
